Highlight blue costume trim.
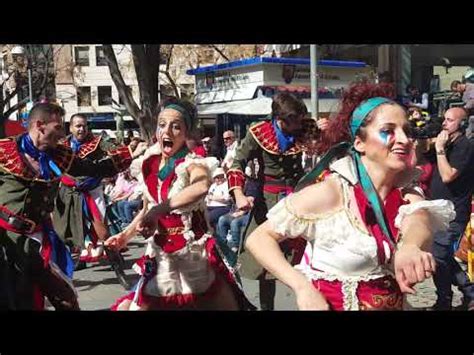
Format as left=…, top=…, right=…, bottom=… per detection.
left=272, top=118, right=295, bottom=153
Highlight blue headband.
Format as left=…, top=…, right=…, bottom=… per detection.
left=350, top=97, right=392, bottom=139
left=164, top=104, right=194, bottom=131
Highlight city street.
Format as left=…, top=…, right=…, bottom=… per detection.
left=69, top=237, right=463, bottom=311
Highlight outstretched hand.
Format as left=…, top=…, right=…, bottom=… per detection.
left=105, top=233, right=128, bottom=251
left=394, top=244, right=436, bottom=294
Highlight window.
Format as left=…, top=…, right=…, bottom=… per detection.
left=77, top=87, right=91, bottom=107
left=74, top=46, right=90, bottom=66
left=95, top=46, right=107, bottom=66
left=98, top=86, right=112, bottom=106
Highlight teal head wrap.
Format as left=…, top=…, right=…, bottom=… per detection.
left=163, top=103, right=195, bottom=131
left=296, top=97, right=396, bottom=245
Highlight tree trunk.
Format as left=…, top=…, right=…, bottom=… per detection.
left=103, top=44, right=160, bottom=143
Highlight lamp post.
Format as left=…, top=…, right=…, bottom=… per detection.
left=310, top=45, right=318, bottom=120
left=111, top=98, right=127, bottom=144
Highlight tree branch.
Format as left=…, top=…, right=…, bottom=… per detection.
left=103, top=45, right=141, bottom=119
left=159, top=70, right=180, bottom=98
left=209, top=44, right=229, bottom=61
left=3, top=96, right=29, bottom=118
left=4, top=87, right=19, bottom=105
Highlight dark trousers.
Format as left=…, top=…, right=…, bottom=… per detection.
left=259, top=277, right=276, bottom=311
left=0, top=235, right=43, bottom=310
left=432, top=221, right=474, bottom=307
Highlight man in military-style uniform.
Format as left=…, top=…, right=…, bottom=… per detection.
left=52, top=114, right=133, bottom=271
left=227, top=93, right=309, bottom=311
left=0, top=103, right=144, bottom=310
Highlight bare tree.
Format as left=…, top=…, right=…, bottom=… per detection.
left=1, top=44, right=56, bottom=133
left=102, top=44, right=160, bottom=143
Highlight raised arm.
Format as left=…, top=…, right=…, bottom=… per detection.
left=393, top=191, right=439, bottom=294
left=138, top=163, right=211, bottom=237
left=245, top=178, right=341, bottom=310
left=227, top=132, right=260, bottom=211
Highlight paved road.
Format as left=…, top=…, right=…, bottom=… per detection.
left=70, top=237, right=463, bottom=311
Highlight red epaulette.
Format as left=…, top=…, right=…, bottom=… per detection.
left=0, top=137, right=36, bottom=179
left=0, top=137, right=74, bottom=181
left=76, top=135, right=101, bottom=159
left=249, top=121, right=301, bottom=156
left=60, top=135, right=102, bottom=159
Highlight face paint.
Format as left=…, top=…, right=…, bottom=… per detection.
left=379, top=130, right=394, bottom=146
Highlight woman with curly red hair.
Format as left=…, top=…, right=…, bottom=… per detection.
left=245, top=81, right=455, bottom=310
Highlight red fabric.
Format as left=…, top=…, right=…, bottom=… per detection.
left=4, top=120, right=26, bottom=137
left=59, top=175, right=76, bottom=187
left=192, top=145, right=207, bottom=157
left=312, top=275, right=403, bottom=311
left=352, top=184, right=406, bottom=265
left=83, top=192, right=102, bottom=221
left=249, top=121, right=301, bottom=155
left=107, top=145, right=133, bottom=172
left=142, top=154, right=161, bottom=203
left=0, top=138, right=36, bottom=179
left=111, top=238, right=246, bottom=310
left=263, top=176, right=294, bottom=195
left=280, top=237, right=307, bottom=266
left=227, top=169, right=246, bottom=191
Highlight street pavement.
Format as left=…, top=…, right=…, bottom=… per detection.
left=69, top=237, right=463, bottom=311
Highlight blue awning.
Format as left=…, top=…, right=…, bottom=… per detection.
left=186, top=57, right=367, bottom=75
left=85, top=113, right=115, bottom=122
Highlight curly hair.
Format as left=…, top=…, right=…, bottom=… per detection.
left=315, top=81, right=398, bottom=154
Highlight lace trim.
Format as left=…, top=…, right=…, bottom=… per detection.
left=342, top=280, right=360, bottom=311
left=168, top=154, right=219, bottom=214
left=296, top=266, right=393, bottom=311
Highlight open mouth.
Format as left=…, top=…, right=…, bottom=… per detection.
left=162, top=137, right=174, bottom=153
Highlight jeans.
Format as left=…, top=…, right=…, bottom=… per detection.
left=122, top=199, right=142, bottom=224
left=115, top=200, right=141, bottom=225
left=432, top=220, right=474, bottom=307
left=207, top=206, right=231, bottom=229
left=216, top=213, right=250, bottom=249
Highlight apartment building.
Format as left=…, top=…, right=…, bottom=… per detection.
left=54, top=44, right=141, bottom=133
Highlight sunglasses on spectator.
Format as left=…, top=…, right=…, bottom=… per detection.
left=223, top=137, right=233, bottom=141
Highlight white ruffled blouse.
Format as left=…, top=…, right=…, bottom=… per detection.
left=266, top=156, right=456, bottom=282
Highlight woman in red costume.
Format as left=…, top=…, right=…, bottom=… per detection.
left=106, top=98, right=252, bottom=310
left=245, top=82, right=455, bottom=310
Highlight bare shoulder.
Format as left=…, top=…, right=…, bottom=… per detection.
left=289, top=176, right=343, bottom=216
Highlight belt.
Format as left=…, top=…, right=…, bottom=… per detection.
left=0, top=206, right=37, bottom=234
